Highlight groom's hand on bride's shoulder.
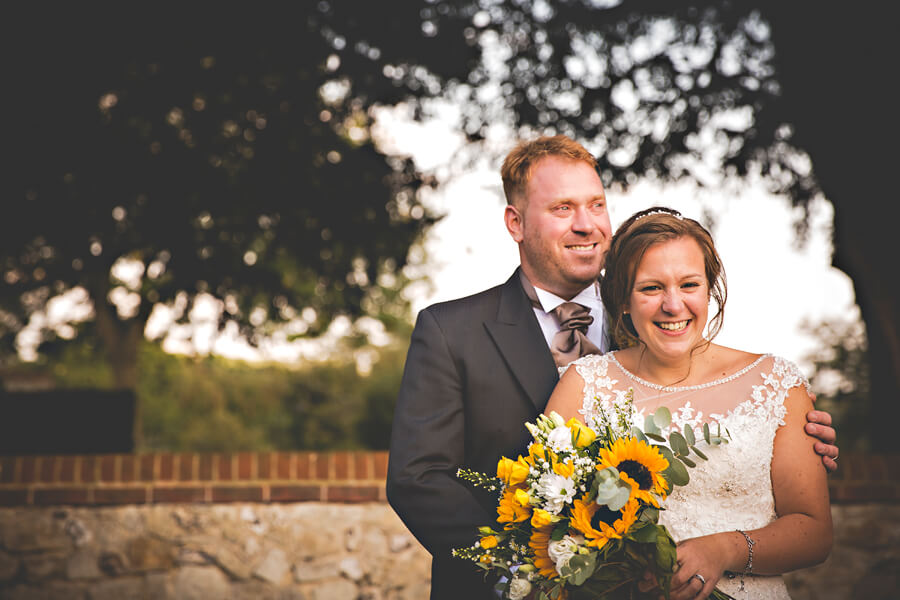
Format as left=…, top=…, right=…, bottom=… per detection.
left=805, top=405, right=839, bottom=473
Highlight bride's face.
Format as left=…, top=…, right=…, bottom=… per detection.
left=626, top=236, right=709, bottom=362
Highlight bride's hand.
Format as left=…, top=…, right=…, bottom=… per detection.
left=669, top=533, right=740, bottom=600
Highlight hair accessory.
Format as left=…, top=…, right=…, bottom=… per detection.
left=634, top=209, right=683, bottom=223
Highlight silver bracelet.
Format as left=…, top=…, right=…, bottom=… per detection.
left=735, top=529, right=755, bottom=592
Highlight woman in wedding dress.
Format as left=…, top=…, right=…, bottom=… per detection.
left=544, top=207, right=832, bottom=599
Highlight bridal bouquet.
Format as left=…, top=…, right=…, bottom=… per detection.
left=453, top=392, right=735, bottom=599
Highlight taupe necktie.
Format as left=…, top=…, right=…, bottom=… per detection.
left=520, top=272, right=601, bottom=368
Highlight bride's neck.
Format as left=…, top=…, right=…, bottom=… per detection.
left=629, top=345, right=712, bottom=387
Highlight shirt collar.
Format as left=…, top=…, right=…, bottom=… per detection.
left=532, top=281, right=602, bottom=313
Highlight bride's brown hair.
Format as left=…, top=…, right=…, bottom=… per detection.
left=601, top=207, right=727, bottom=351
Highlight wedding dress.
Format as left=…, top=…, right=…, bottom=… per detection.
left=567, top=352, right=810, bottom=600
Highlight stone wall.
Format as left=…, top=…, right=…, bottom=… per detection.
left=0, top=452, right=897, bottom=599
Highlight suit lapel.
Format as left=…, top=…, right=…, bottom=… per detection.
left=484, top=270, right=559, bottom=411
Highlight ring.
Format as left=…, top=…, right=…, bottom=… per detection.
left=692, top=573, right=707, bottom=586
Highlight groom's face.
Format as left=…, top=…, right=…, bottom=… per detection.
left=505, top=156, right=611, bottom=300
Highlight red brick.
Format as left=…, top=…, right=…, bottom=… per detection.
left=159, top=454, right=174, bottom=481
left=198, top=455, right=213, bottom=481
left=153, top=486, right=207, bottom=503
left=354, top=452, right=371, bottom=480
left=20, top=456, right=37, bottom=484
left=59, top=456, right=77, bottom=483
left=177, top=453, right=195, bottom=481
left=33, top=488, right=90, bottom=506
left=237, top=453, right=253, bottom=480
left=94, top=488, right=147, bottom=505
left=326, top=485, right=380, bottom=503
left=218, top=454, right=234, bottom=481
left=39, top=456, right=56, bottom=483
left=139, top=454, right=156, bottom=482
left=296, top=453, right=311, bottom=480
left=0, top=456, right=17, bottom=484
left=80, top=456, right=99, bottom=483
left=270, top=485, right=321, bottom=502
left=373, top=451, right=389, bottom=479
left=314, top=453, right=329, bottom=480
left=274, top=453, right=291, bottom=480
left=258, top=453, right=271, bottom=480
left=0, top=488, right=28, bottom=506
left=120, top=456, right=136, bottom=483
left=333, top=452, right=350, bottom=480
left=100, top=455, right=117, bottom=482
left=211, top=486, right=263, bottom=503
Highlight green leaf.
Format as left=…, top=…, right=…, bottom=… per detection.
left=683, top=424, right=695, bottom=446
left=662, top=455, right=690, bottom=486
left=703, top=422, right=711, bottom=444
left=669, top=431, right=689, bottom=456
left=652, top=406, right=672, bottom=429
left=551, top=520, right=568, bottom=541
left=691, top=445, right=708, bottom=461
left=631, top=426, right=648, bottom=442
left=644, top=414, right=660, bottom=435
left=559, top=552, right=598, bottom=586
left=679, top=455, right=696, bottom=468
left=629, top=522, right=662, bottom=543
left=645, top=432, right=667, bottom=442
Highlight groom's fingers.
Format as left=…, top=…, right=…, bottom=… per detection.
left=806, top=409, right=832, bottom=427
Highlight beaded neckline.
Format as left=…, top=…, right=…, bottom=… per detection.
left=607, top=352, right=770, bottom=392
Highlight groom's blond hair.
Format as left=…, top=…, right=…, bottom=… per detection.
left=501, top=135, right=598, bottom=207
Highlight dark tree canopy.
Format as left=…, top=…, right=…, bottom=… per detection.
left=3, top=3, right=896, bottom=447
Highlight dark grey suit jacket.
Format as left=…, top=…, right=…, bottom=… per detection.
left=386, top=269, right=560, bottom=599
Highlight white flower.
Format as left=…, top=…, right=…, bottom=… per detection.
left=508, top=576, right=532, bottom=600
left=547, top=425, right=574, bottom=454
left=547, top=534, right=585, bottom=572
left=536, top=472, right=576, bottom=514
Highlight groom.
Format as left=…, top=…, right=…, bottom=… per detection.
left=386, top=135, right=839, bottom=599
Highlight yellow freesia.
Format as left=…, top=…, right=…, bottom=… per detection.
left=479, top=535, right=498, bottom=549
left=530, top=508, right=558, bottom=529
left=514, top=487, right=531, bottom=506
left=553, top=459, right=575, bottom=478
left=497, top=455, right=531, bottom=486
left=566, top=417, right=596, bottom=448
left=497, top=488, right=531, bottom=528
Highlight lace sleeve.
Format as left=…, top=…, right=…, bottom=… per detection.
left=743, top=355, right=811, bottom=429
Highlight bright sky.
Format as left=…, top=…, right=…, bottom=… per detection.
left=379, top=108, right=858, bottom=372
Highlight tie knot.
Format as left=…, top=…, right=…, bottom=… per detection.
left=552, top=302, right=594, bottom=331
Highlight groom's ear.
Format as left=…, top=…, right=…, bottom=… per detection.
left=504, top=204, right=525, bottom=243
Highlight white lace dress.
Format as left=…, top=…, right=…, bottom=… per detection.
left=567, top=352, right=810, bottom=600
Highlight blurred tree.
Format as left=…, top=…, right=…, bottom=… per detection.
left=2, top=7, right=462, bottom=432
left=802, top=317, right=870, bottom=452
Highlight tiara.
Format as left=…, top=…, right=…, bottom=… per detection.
left=634, top=209, right=684, bottom=223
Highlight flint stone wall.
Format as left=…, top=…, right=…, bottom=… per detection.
left=0, top=503, right=898, bottom=600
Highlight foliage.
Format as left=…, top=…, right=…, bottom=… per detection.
left=801, top=317, right=871, bottom=452
left=44, top=337, right=409, bottom=452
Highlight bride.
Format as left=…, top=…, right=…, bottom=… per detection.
left=544, top=207, right=832, bottom=599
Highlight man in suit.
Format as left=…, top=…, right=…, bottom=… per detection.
left=386, top=135, right=839, bottom=599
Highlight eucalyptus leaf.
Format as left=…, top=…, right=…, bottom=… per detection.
left=663, top=456, right=690, bottom=486
left=645, top=432, right=667, bottom=443
left=631, top=426, right=648, bottom=442
left=679, top=455, right=696, bottom=468
left=629, top=522, right=661, bottom=543
left=560, top=553, right=598, bottom=586
left=683, top=424, right=696, bottom=446
left=703, top=422, right=711, bottom=444
left=669, top=431, right=689, bottom=456
left=644, top=414, right=660, bottom=435
left=652, top=406, right=672, bottom=428
left=691, top=445, right=708, bottom=460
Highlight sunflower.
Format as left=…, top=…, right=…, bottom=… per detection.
left=570, top=497, right=638, bottom=549
left=597, top=437, right=669, bottom=506
left=529, top=525, right=559, bottom=579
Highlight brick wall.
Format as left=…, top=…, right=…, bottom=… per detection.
left=0, top=451, right=897, bottom=507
